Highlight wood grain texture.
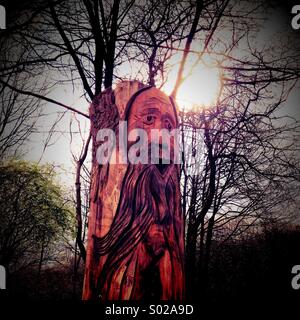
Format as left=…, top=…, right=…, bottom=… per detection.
left=82, top=81, right=185, bottom=300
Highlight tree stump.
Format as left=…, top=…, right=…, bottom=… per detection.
left=83, top=81, right=185, bottom=300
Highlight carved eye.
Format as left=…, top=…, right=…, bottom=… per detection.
left=165, top=120, right=173, bottom=131
left=143, top=114, right=155, bottom=125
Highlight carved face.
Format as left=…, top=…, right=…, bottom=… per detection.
left=127, top=87, right=178, bottom=167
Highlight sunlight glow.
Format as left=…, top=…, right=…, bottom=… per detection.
left=176, top=58, right=222, bottom=111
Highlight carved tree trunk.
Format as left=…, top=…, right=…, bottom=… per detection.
left=83, top=81, right=185, bottom=300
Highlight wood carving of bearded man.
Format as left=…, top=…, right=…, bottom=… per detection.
left=83, top=82, right=185, bottom=301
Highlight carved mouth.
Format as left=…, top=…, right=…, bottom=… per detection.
left=155, top=158, right=171, bottom=175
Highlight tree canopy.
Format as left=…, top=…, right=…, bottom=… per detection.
left=0, top=160, right=74, bottom=273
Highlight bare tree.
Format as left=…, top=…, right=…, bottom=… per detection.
left=0, top=75, right=41, bottom=158
left=180, top=16, right=300, bottom=295
left=0, top=0, right=208, bottom=262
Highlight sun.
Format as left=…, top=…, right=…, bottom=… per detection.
left=175, top=57, right=222, bottom=111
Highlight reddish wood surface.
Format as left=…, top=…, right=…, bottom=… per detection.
left=82, top=81, right=185, bottom=300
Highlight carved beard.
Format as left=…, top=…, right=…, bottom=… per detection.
left=92, top=162, right=184, bottom=300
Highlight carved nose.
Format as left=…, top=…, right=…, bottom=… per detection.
left=155, top=158, right=170, bottom=175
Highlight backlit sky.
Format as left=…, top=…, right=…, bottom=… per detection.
left=15, top=2, right=300, bottom=188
